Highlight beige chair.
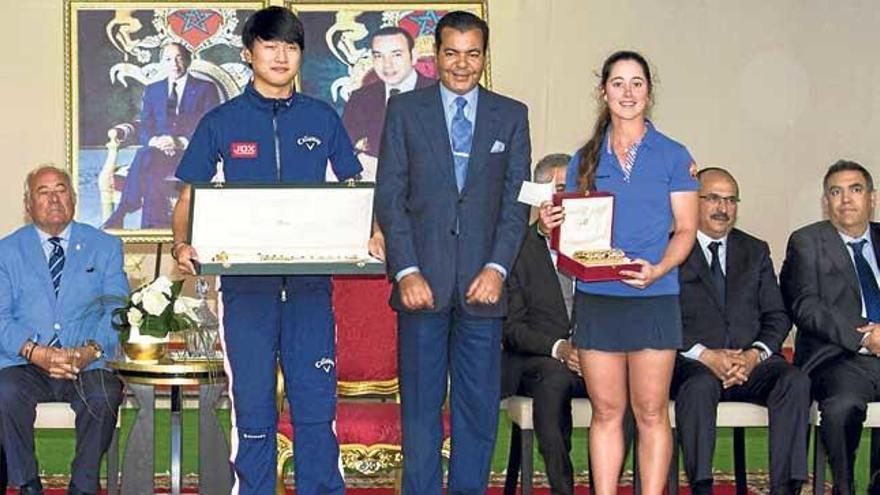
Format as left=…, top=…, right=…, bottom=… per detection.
left=668, top=401, right=769, bottom=495
left=502, top=396, right=593, bottom=495
left=810, top=401, right=880, bottom=493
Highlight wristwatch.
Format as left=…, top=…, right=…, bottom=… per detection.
left=750, top=344, right=770, bottom=362
left=85, top=340, right=103, bottom=360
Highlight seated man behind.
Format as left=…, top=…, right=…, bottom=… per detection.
left=673, top=167, right=809, bottom=495
left=0, top=165, right=128, bottom=495
left=502, top=153, right=587, bottom=495
left=781, top=160, right=880, bottom=494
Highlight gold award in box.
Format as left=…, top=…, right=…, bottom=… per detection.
left=188, top=183, right=384, bottom=276
left=550, top=192, right=641, bottom=282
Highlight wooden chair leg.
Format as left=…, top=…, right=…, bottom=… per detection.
left=504, top=423, right=522, bottom=495
left=870, top=428, right=880, bottom=491
left=633, top=434, right=641, bottom=495
left=521, top=429, right=535, bottom=495
left=394, top=468, right=403, bottom=495
left=813, top=426, right=826, bottom=495
left=587, top=429, right=595, bottom=492
left=0, top=444, right=7, bottom=495
left=106, top=427, right=120, bottom=495
left=668, top=428, right=679, bottom=495
left=733, top=427, right=747, bottom=495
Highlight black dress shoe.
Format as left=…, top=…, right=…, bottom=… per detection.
left=18, top=478, right=43, bottom=495
left=690, top=479, right=713, bottom=495
left=67, top=480, right=95, bottom=495
left=769, top=480, right=804, bottom=495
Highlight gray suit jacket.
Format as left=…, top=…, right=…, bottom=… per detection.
left=780, top=220, right=880, bottom=374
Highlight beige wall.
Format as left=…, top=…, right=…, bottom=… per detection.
left=2, top=0, right=879, bottom=269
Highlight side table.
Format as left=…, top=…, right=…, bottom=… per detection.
left=109, top=358, right=229, bottom=495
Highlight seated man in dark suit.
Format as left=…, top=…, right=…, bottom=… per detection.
left=104, top=42, right=220, bottom=229
left=781, top=160, right=880, bottom=494
left=502, top=153, right=585, bottom=495
left=0, top=165, right=128, bottom=495
left=673, top=167, right=809, bottom=495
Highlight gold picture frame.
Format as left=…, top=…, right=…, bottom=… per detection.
left=287, top=0, right=489, bottom=181
left=64, top=0, right=272, bottom=242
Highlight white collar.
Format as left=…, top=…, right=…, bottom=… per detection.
left=385, top=69, right=418, bottom=101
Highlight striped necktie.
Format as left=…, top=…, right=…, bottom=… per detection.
left=48, top=237, right=64, bottom=297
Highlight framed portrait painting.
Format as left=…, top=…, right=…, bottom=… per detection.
left=288, top=0, right=489, bottom=182
left=65, top=0, right=270, bottom=242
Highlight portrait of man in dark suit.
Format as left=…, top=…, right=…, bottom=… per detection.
left=341, top=26, right=434, bottom=181
left=781, top=160, right=880, bottom=494
left=672, top=167, right=809, bottom=495
left=104, top=42, right=220, bottom=229
left=374, top=11, right=530, bottom=495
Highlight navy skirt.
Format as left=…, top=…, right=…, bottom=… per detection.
left=571, top=292, right=682, bottom=352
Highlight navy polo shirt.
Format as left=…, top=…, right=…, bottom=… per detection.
left=565, top=123, right=698, bottom=297
left=176, top=83, right=362, bottom=292
left=177, top=83, right=360, bottom=184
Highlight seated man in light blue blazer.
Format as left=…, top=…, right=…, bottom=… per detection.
left=0, top=165, right=128, bottom=495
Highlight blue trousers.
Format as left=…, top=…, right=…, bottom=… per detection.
left=0, top=366, right=122, bottom=492
left=398, top=309, right=502, bottom=495
left=221, top=279, right=343, bottom=495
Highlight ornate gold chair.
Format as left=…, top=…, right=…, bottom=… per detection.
left=275, top=276, right=450, bottom=494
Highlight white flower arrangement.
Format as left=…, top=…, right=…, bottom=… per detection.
left=113, top=276, right=200, bottom=343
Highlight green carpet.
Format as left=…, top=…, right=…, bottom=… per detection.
left=32, top=408, right=874, bottom=490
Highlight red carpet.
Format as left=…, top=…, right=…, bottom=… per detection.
left=11, top=485, right=747, bottom=494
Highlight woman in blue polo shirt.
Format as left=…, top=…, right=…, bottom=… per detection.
left=541, top=51, right=698, bottom=495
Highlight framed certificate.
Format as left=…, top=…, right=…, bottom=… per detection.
left=550, top=192, right=641, bottom=282
left=188, top=182, right=384, bottom=275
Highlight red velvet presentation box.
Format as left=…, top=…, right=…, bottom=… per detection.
left=550, top=192, right=641, bottom=282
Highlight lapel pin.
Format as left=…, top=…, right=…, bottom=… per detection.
left=75, top=243, right=81, bottom=251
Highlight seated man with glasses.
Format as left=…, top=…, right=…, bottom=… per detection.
left=672, top=167, right=810, bottom=495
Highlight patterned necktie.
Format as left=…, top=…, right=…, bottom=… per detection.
left=451, top=97, right=473, bottom=192
left=167, top=81, right=179, bottom=117
left=708, top=241, right=725, bottom=305
left=48, top=237, right=65, bottom=298
left=848, top=240, right=880, bottom=322
left=620, top=142, right=640, bottom=182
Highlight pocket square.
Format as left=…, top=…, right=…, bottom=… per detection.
left=490, top=140, right=506, bottom=153
left=85, top=267, right=95, bottom=273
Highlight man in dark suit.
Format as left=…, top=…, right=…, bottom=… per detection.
left=374, top=11, right=530, bottom=495
left=673, top=167, right=809, bottom=495
left=502, top=153, right=586, bottom=495
left=104, top=42, right=220, bottom=229
left=341, top=26, right=434, bottom=182
left=781, top=160, right=880, bottom=494
left=0, top=165, right=128, bottom=495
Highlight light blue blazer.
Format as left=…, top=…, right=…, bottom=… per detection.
left=0, top=222, right=129, bottom=370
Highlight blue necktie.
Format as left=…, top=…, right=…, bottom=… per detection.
left=48, top=237, right=65, bottom=298
left=848, top=240, right=880, bottom=322
left=451, top=97, right=473, bottom=192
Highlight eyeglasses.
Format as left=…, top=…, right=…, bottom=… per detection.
left=699, top=194, right=740, bottom=206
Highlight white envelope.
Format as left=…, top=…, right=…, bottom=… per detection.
left=517, top=180, right=555, bottom=207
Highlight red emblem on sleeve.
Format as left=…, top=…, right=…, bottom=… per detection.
left=231, top=142, right=258, bottom=158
